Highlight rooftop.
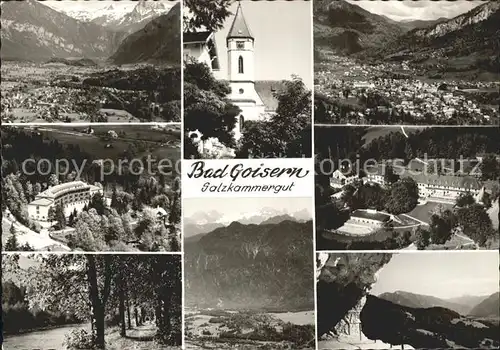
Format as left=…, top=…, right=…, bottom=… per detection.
left=183, top=31, right=213, bottom=44
left=227, top=2, right=253, bottom=41
left=37, top=181, right=90, bottom=198
left=351, top=209, right=390, bottom=222
left=29, top=198, right=53, bottom=206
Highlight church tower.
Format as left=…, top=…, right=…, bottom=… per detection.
left=226, top=1, right=265, bottom=140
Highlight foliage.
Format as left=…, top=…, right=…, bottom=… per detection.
left=64, top=329, right=95, bottom=350
left=183, top=0, right=233, bottom=32
left=415, top=227, right=431, bottom=250
left=238, top=77, right=312, bottom=158
left=183, top=62, right=238, bottom=155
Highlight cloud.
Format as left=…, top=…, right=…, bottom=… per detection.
left=346, top=0, right=483, bottom=21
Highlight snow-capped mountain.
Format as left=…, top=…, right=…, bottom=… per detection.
left=1, top=0, right=126, bottom=60
left=64, top=3, right=133, bottom=23
left=60, top=0, right=174, bottom=34
left=186, top=206, right=312, bottom=226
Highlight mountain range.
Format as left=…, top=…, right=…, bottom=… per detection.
left=185, top=206, right=312, bottom=227
left=110, top=3, right=180, bottom=65
left=184, top=220, right=314, bottom=311
left=315, top=0, right=500, bottom=72
left=0, top=0, right=125, bottom=60
left=0, top=0, right=179, bottom=64
left=378, top=290, right=499, bottom=318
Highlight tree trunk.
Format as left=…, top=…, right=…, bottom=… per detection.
left=119, top=276, right=126, bottom=337
left=141, top=307, right=146, bottom=324
left=134, top=306, right=140, bottom=327
left=126, top=293, right=132, bottom=329
left=162, top=291, right=172, bottom=337
left=87, top=256, right=106, bottom=349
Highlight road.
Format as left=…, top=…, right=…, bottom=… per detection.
left=3, top=210, right=70, bottom=251
left=3, top=324, right=87, bottom=350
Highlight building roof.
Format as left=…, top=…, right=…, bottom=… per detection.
left=29, top=198, right=53, bottom=206
left=351, top=209, right=390, bottom=222
left=255, top=80, right=285, bottom=112
left=38, top=181, right=89, bottom=198
left=184, top=31, right=213, bottom=44
left=227, top=2, right=253, bottom=40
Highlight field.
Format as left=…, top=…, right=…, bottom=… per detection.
left=21, top=125, right=181, bottom=162
left=185, top=309, right=315, bottom=349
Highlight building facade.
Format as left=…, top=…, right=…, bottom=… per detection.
left=27, top=181, right=102, bottom=222
left=330, top=169, right=358, bottom=189
left=183, top=2, right=282, bottom=142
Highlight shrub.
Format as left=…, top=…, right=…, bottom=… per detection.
left=64, top=329, right=94, bottom=350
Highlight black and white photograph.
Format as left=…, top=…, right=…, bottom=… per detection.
left=314, top=0, right=499, bottom=125
left=1, top=0, right=181, bottom=123
left=316, top=252, right=500, bottom=349
left=1, top=125, right=181, bottom=252
left=183, top=0, right=312, bottom=159
left=315, top=126, right=500, bottom=250
left=183, top=197, right=315, bottom=349
left=2, top=253, right=182, bottom=349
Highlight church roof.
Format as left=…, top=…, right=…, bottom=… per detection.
left=227, top=2, right=253, bottom=40
left=255, top=80, right=285, bottom=112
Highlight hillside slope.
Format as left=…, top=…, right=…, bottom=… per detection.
left=110, top=3, right=180, bottom=65
left=184, top=220, right=314, bottom=311
left=0, top=0, right=125, bottom=60
left=469, top=292, right=500, bottom=318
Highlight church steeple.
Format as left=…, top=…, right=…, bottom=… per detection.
left=227, top=1, right=253, bottom=41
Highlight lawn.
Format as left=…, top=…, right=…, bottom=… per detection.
left=406, top=201, right=454, bottom=224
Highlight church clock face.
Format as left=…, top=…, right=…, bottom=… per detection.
left=236, top=41, right=244, bottom=49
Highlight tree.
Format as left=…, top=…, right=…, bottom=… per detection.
left=429, top=211, right=454, bottom=245
left=384, top=177, right=419, bottom=215
left=415, top=228, right=430, bottom=250
left=456, top=204, right=495, bottom=246
left=480, top=154, right=500, bottom=181
left=456, top=192, right=475, bottom=207
left=183, top=62, right=238, bottom=153
left=238, top=77, right=312, bottom=158
left=5, top=224, right=20, bottom=251
left=384, top=165, right=399, bottom=185
left=183, top=0, right=232, bottom=32
left=397, top=231, right=412, bottom=248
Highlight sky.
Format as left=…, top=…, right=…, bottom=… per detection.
left=214, top=1, right=312, bottom=87
left=371, top=252, right=499, bottom=299
left=346, top=0, right=483, bottom=21
left=184, top=197, right=312, bottom=222
left=43, top=0, right=176, bottom=13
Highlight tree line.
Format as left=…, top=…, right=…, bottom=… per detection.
left=2, top=254, right=182, bottom=349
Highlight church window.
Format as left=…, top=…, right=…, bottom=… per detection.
left=239, top=88, right=244, bottom=94
left=238, top=56, right=244, bottom=74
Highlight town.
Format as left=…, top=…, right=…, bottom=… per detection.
left=1, top=125, right=181, bottom=252
left=315, top=55, right=499, bottom=125
left=1, top=61, right=181, bottom=124
left=315, top=126, right=499, bottom=251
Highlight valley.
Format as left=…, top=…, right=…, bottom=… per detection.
left=314, top=0, right=500, bottom=125
left=0, top=0, right=181, bottom=124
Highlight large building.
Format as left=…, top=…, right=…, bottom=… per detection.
left=27, top=181, right=102, bottom=222
left=184, top=2, right=283, bottom=141
left=363, top=164, right=485, bottom=203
